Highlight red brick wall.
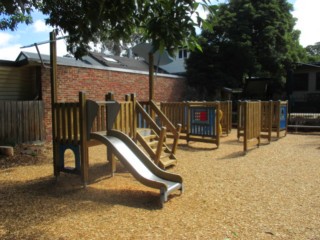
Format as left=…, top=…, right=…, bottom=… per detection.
left=42, top=65, right=186, bottom=141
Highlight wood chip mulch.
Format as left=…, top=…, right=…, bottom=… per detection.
left=0, top=131, right=320, bottom=240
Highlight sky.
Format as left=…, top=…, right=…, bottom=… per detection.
left=0, top=0, right=319, bottom=61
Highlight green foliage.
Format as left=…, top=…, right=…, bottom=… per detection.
left=1, top=1, right=210, bottom=58
left=39, top=0, right=209, bottom=58
left=0, top=0, right=39, bottom=30
left=305, top=42, right=320, bottom=62
left=186, top=0, right=307, bottom=99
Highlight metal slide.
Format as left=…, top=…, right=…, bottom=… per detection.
left=90, top=129, right=183, bottom=206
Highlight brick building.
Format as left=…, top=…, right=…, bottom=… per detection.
left=1, top=52, right=186, bottom=142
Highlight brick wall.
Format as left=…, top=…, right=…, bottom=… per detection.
left=42, top=65, right=186, bottom=141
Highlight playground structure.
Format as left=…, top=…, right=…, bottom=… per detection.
left=220, top=101, right=233, bottom=135
left=237, top=101, right=261, bottom=152
left=237, top=100, right=288, bottom=152
left=134, top=100, right=182, bottom=169
left=260, top=101, right=288, bottom=141
left=52, top=92, right=183, bottom=205
left=160, top=101, right=233, bottom=147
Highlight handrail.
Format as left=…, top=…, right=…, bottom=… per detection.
left=135, top=101, right=161, bottom=135
left=155, top=127, right=167, bottom=165
left=149, top=100, right=181, bottom=139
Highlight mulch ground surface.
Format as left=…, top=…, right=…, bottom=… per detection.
left=0, top=130, right=320, bottom=240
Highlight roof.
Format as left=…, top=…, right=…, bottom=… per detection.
left=1, top=51, right=183, bottom=79
left=15, top=51, right=106, bottom=68
left=89, top=52, right=149, bottom=71
left=15, top=51, right=149, bottom=72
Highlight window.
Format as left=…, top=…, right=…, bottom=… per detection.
left=293, top=73, right=309, bottom=91
left=178, top=49, right=188, bottom=59
left=316, top=72, right=320, bottom=90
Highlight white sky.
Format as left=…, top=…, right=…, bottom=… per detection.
left=0, top=0, right=319, bottom=61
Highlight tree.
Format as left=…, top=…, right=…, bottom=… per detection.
left=305, top=42, right=320, bottom=62
left=1, top=1, right=209, bottom=58
left=102, top=33, right=143, bottom=56
left=38, top=0, right=208, bottom=58
left=186, top=0, right=306, bottom=99
left=0, top=0, right=39, bottom=30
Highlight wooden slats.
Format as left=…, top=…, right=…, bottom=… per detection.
left=0, top=100, right=45, bottom=144
left=53, top=102, right=80, bottom=144
left=237, top=101, right=261, bottom=152
left=112, top=101, right=133, bottom=136
left=0, top=66, right=38, bottom=101
left=220, top=101, right=232, bottom=135
left=161, top=102, right=187, bottom=132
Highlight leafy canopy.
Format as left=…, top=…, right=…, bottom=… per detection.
left=0, top=0, right=39, bottom=30
left=1, top=1, right=209, bottom=58
left=305, top=42, right=320, bottom=62
left=186, top=0, right=306, bottom=98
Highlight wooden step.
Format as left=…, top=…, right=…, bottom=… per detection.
left=147, top=140, right=159, bottom=148
left=137, top=128, right=154, bottom=136
left=159, top=157, right=177, bottom=169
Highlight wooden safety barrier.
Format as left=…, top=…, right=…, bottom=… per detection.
left=237, top=101, right=261, bottom=152
left=161, top=101, right=222, bottom=147
left=239, top=100, right=288, bottom=143
left=261, top=101, right=288, bottom=141
left=220, top=101, right=232, bottom=135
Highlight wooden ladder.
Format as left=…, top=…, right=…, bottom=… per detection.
left=135, top=100, right=181, bottom=169
left=136, top=127, right=177, bottom=169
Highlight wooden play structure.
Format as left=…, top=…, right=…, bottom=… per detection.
left=160, top=101, right=233, bottom=147
left=260, top=101, right=288, bottom=141
left=52, top=92, right=182, bottom=185
left=237, top=100, right=288, bottom=152
left=238, top=100, right=288, bottom=143
left=134, top=100, right=182, bottom=168
left=52, top=91, right=183, bottom=205
left=220, top=101, right=233, bottom=135
left=237, top=101, right=262, bottom=152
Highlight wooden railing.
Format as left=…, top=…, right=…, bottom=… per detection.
left=220, top=101, right=232, bottom=135
left=53, top=102, right=80, bottom=145
left=0, top=100, right=45, bottom=144
left=237, top=101, right=261, bottom=152
left=160, top=102, right=188, bottom=133
left=161, top=101, right=232, bottom=136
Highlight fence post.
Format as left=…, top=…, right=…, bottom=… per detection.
left=130, top=93, right=137, bottom=141
left=104, top=92, right=117, bottom=176
left=79, top=91, right=89, bottom=186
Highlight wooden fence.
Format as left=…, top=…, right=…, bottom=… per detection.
left=0, top=100, right=45, bottom=144
left=160, top=101, right=232, bottom=136
left=237, top=101, right=261, bottom=152
left=220, top=101, right=232, bottom=135
left=160, top=101, right=222, bottom=147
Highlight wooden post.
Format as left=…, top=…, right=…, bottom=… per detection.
left=105, top=92, right=116, bottom=176
left=244, top=101, right=248, bottom=152
left=130, top=93, right=137, bottom=141
left=50, top=30, right=59, bottom=178
left=268, top=101, right=273, bottom=142
left=216, top=102, right=220, bottom=147
left=79, top=92, right=89, bottom=186
left=149, top=52, right=154, bottom=101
